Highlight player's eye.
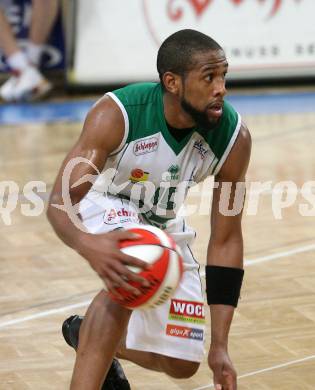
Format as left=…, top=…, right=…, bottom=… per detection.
left=205, top=74, right=213, bottom=82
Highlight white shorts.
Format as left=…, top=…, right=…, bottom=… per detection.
left=79, top=192, right=206, bottom=362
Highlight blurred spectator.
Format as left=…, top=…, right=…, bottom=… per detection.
left=0, top=0, right=59, bottom=102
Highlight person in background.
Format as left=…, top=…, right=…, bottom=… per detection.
left=0, top=0, right=59, bottom=102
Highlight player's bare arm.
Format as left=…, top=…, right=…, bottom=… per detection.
left=207, top=122, right=252, bottom=390
left=47, top=96, right=148, bottom=296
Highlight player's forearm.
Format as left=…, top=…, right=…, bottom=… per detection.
left=206, top=236, right=244, bottom=347
left=47, top=198, right=89, bottom=252
left=209, top=304, right=234, bottom=348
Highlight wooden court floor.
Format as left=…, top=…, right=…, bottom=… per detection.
left=1, top=93, right=315, bottom=389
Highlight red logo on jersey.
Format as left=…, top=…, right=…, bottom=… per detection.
left=168, top=299, right=205, bottom=324
left=103, top=208, right=139, bottom=225
left=170, top=299, right=205, bottom=318
left=133, top=137, right=158, bottom=156
left=129, top=168, right=149, bottom=182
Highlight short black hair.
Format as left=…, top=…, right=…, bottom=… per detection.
left=157, top=29, right=223, bottom=87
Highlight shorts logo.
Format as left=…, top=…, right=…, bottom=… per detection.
left=169, top=299, right=205, bottom=324
left=129, top=168, right=149, bottom=183
left=166, top=324, right=204, bottom=341
left=133, top=137, right=158, bottom=155
left=103, top=207, right=139, bottom=225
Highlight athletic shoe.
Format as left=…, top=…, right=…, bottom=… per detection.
left=62, top=315, right=131, bottom=390
left=13, top=67, right=52, bottom=102
left=0, top=74, right=18, bottom=102
left=62, top=314, right=82, bottom=350
left=1, top=67, right=52, bottom=102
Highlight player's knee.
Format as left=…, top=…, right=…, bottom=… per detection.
left=93, top=289, right=108, bottom=307
left=161, top=357, right=199, bottom=378
left=78, top=290, right=125, bottom=347
left=88, top=289, right=118, bottom=314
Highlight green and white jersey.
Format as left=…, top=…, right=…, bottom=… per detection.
left=92, top=83, right=241, bottom=228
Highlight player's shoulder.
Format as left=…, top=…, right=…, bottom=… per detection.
left=109, top=82, right=160, bottom=107
left=238, top=121, right=251, bottom=149
left=215, top=120, right=251, bottom=180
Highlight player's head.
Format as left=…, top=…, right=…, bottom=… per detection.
left=157, top=29, right=228, bottom=129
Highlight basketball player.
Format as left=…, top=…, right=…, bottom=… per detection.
left=47, top=29, right=251, bottom=390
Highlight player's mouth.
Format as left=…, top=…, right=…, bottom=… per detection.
left=207, top=101, right=223, bottom=118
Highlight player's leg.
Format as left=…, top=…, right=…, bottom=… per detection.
left=63, top=314, right=131, bottom=390
left=0, top=0, right=57, bottom=101
left=0, top=8, right=20, bottom=57
left=11, top=0, right=58, bottom=100
left=70, top=290, right=131, bottom=390
left=64, top=195, right=142, bottom=389
left=69, top=291, right=198, bottom=386
left=0, top=8, right=27, bottom=101
left=65, top=248, right=204, bottom=382
left=117, top=346, right=200, bottom=379
left=64, top=308, right=199, bottom=381
left=119, top=239, right=205, bottom=378
left=27, top=0, right=59, bottom=66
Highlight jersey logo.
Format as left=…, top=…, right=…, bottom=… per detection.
left=103, top=208, right=139, bottom=225
left=193, top=139, right=209, bottom=160
left=129, top=168, right=149, bottom=183
left=165, top=164, right=180, bottom=181
left=166, top=324, right=204, bottom=341
left=168, top=299, right=205, bottom=324
left=133, top=137, right=158, bottom=155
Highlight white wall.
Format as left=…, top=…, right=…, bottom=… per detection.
left=69, top=0, right=315, bottom=84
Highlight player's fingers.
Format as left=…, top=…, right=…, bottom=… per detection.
left=110, top=230, right=141, bottom=242
left=118, top=252, right=149, bottom=269
left=213, top=369, right=224, bottom=390
left=125, top=270, right=151, bottom=286
left=222, top=370, right=237, bottom=390
left=102, top=277, right=123, bottom=299
left=113, top=263, right=150, bottom=286
left=106, top=269, right=142, bottom=296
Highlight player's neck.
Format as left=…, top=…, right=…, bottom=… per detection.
left=163, top=92, right=195, bottom=129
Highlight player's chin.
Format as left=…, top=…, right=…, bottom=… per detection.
left=205, top=114, right=221, bottom=126
left=207, top=108, right=223, bottom=122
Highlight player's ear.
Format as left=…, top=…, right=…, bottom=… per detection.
left=162, top=72, right=181, bottom=95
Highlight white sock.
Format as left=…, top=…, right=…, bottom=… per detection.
left=25, top=41, right=43, bottom=67
left=7, top=51, right=30, bottom=72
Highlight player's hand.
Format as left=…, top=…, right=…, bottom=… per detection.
left=208, top=345, right=237, bottom=390
left=77, top=230, right=150, bottom=297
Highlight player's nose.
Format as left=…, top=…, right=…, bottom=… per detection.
left=213, top=78, right=227, bottom=97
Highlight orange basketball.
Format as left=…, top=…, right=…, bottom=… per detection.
left=109, top=226, right=184, bottom=309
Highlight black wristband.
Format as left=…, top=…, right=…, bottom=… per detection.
left=205, top=265, right=244, bottom=307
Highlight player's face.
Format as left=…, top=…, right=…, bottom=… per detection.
left=180, top=49, right=228, bottom=130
